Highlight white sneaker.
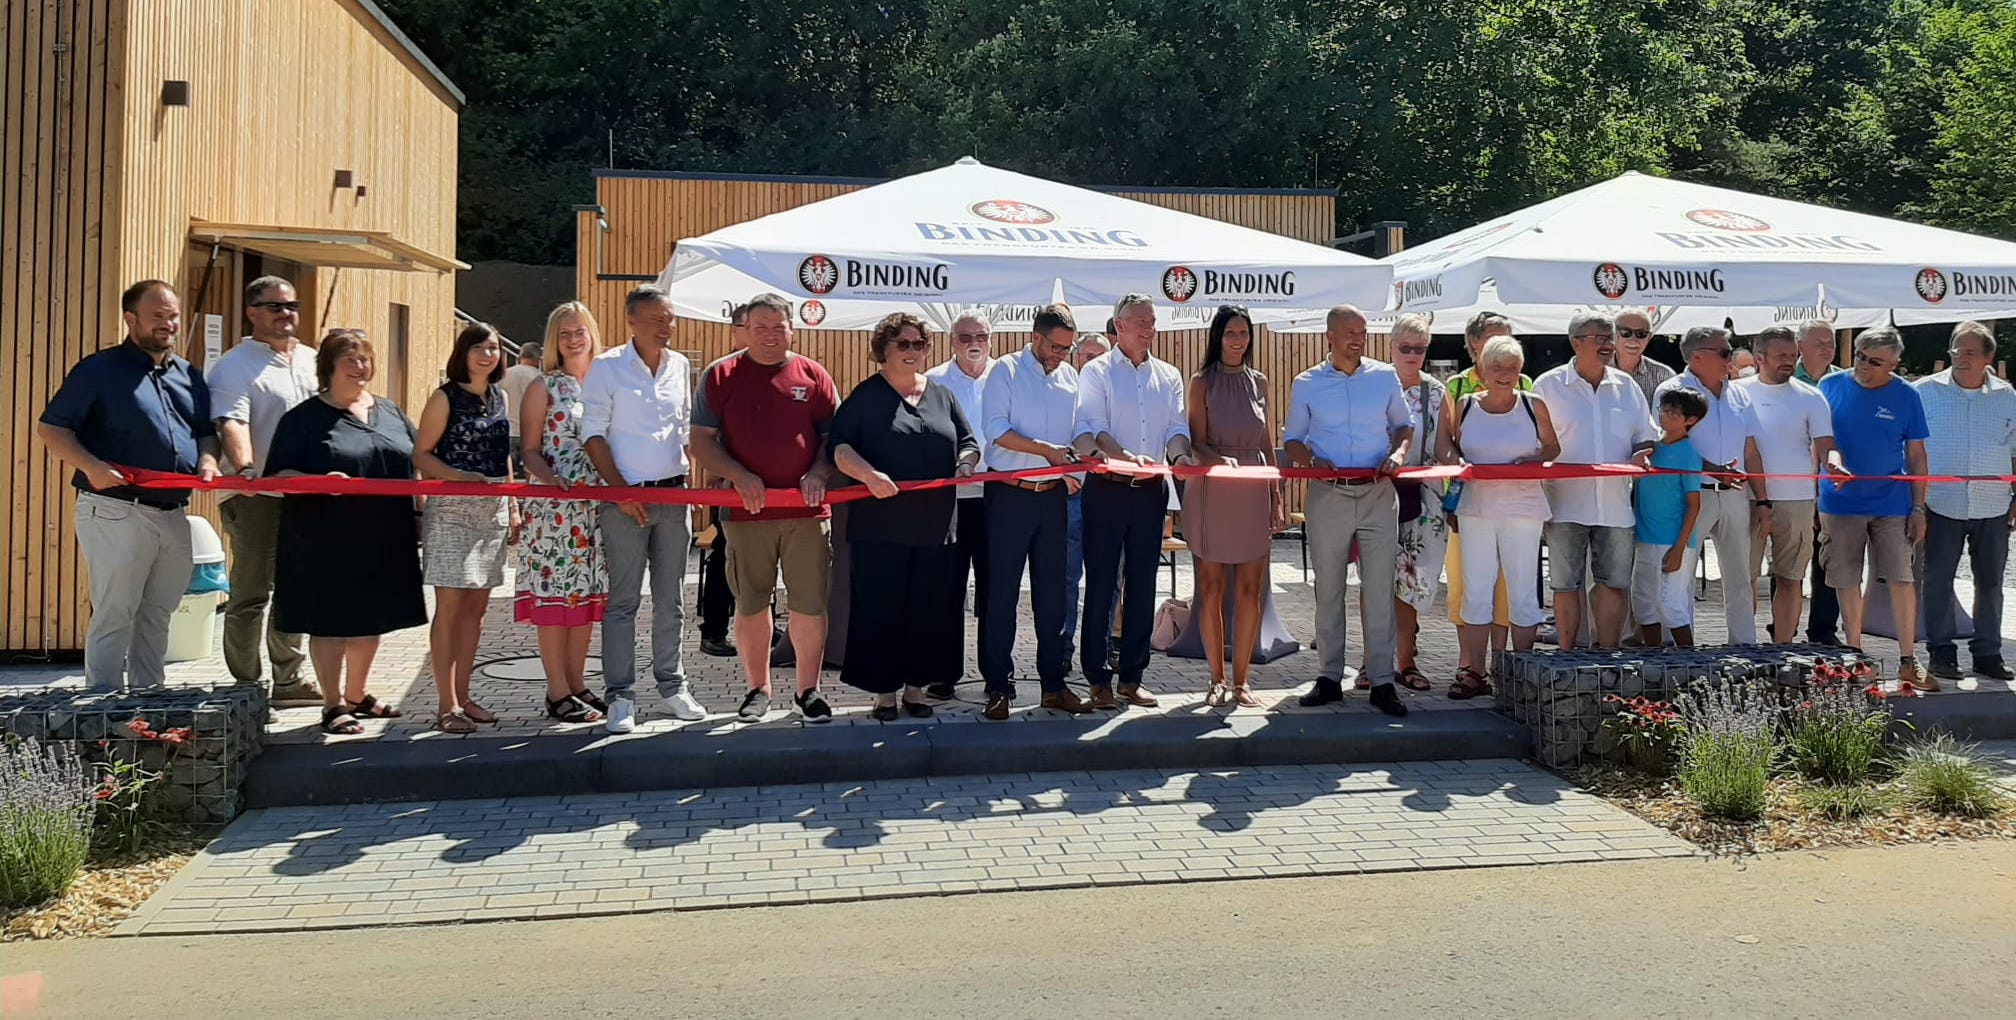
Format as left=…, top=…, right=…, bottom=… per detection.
left=664, top=688, right=707, bottom=721
left=605, top=699, right=636, bottom=734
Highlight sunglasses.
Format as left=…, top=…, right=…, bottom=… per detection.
left=953, top=331, right=990, bottom=342
left=1394, top=344, right=1430, bottom=356
left=1855, top=352, right=1897, bottom=370
left=890, top=339, right=931, bottom=353
left=1618, top=328, right=1650, bottom=339
left=1699, top=347, right=1733, bottom=359
left=251, top=300, right=301, bottom=313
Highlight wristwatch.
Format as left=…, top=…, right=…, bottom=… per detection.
left=1752, top=500, right=1773, bottom=509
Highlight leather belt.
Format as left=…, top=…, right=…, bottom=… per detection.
left=1325, top=476, right=1378, bottom=488
left=636, top=475, right=688, bottom=488
left=1704, top=480, right=1742, bottom=491
left=1008, top=479, right=1062, bottom=492
left=1093, top=472, right=1159, bottom=488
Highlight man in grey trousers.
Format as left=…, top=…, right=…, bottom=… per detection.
left=38, top=280, right=221, bottom=691
left=1283, top=305, right=1413, bottom=717
left=580, top=285, right=702, bottom=734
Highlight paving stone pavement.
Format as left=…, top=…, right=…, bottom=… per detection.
left=114, top=759, right=1697, bottom=936
left=6, top=539, right=2006, bottom=745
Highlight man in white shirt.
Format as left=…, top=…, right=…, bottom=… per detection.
left=923, top=312, right=996, bottom=700
left=1654, top=326, right=1771, bottom=644
left=206, top=276, right=317, bottom=702
left=499, top=343, right=543, bottom=475
left=1075, top=294, right=1195, bottom=710
left=1915, top=321, right=2016, bottom=682
left=1064, top=330, right=1113, bottom=660
left=1535, top=312, right=1657, bottom=649
left=978, top=305, right=1085, bottom=720
left=1736, top=326, right=1836, bottom=644
left=580, top=285, right=701, bottom=733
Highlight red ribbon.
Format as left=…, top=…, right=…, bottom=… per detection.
left=119, top=461, right=2016, bottom=507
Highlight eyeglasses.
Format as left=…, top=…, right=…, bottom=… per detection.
left=890, top=339, right=931, bottom=353
left=953, top=331, right=990, bottom=342
left=1699, top=347, right=1733, bottom=359
left=1855, top=352, right=1897, bottom=370
left=1571, top=333, right=1614, bottom=344
left=1618, top=328, right=1650, bottom=339
left=251, top=301, right=301, bottom=313
left=1394, top=344, right=1430, bottom=356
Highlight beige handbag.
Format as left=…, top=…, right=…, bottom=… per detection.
left=1149, top=597, right=1190, bottom=652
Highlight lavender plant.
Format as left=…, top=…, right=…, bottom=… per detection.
left=1675, top=679, right=1779, bottom=821
left=1784, top=682, right=1892, bottom=785
left=0, top=737, right=95, bottom=908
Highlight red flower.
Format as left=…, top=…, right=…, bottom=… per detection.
left=160, top=727, right=193, bottom=746
left=125, top=718, right=154, bottom=736
left=1864, top=684, right=1886, bottom=700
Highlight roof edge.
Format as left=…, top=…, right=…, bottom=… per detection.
left=594, top=167, right=1334, bottom=196
left=351, top=0, right=466, bottom=108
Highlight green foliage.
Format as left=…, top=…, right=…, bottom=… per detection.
left=0, top=739, right=94, bottom=910
left=1798, top=782, right=1895, bottom=820
left=1783, top=685, right=1892, bottom=785
left=1676, top=680, right=1779, bottom=821
left=1896, top=734, right=2009, bottom=818
left=375, top=0, right=2016, bottom=265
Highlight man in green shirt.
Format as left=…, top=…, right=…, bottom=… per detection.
left=1794, top=319, right=1844, bottom=644
left=1793, top=319, right=1842, bottom=384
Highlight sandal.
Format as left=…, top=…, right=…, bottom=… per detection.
left=1448, top=668, right=1492, bottom=701
left=435, top=709, right=479, bottom=734
left=574, top=690, right=608, bottom=713
left=319, top=706, right=364, bottom=735
left=1232, top=684, right=1260, bottom=708
left=458, top=702, right=498, bottom=725
left=901, top=698, right=934, bottom=719
left=1397, top=667, right=1432, bottom=692
left=1206, top=682, right=1230, bottom=707
left=346, top=694, right=403, bottom=718
left=546, top=694, right=603, bottom=724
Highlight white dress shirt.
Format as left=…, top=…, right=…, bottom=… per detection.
left=982, top=346, right=1079, bottom=472
left=1735, top=376, right=1834, bottom=502
left=1282, top=357, right=1411, bottom=469
left=1534, top=363, right=1656, bottom=527
left=1915, top=369, right=2016, bottom=520
left=926, top=357, right=993, bottom=497
left=579, top=341, right=691, bottom=484
left=500, top=364, right=543, bottom=436
left=1655, top=369, right=1759, bottom=471
left=205, top=337, right=319, bottom=496
left=1074, top=347, right=1190, bottom=461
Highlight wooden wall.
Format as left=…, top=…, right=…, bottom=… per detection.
left=4, top=0, right=459, bottom=654
left=574, top=172, right=1351, bottom=514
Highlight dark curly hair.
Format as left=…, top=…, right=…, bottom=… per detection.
left=869, top=312, right=930, bottom=364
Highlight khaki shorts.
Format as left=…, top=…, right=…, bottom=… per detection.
left=1750, top=499, right=1817, bottom=581
left=723, top=518, right=832, bottom=617
left=1817, top=513, right=1913, bottom=590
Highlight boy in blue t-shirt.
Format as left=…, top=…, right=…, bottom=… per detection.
left=1632, top=388, right=1708, bottom=647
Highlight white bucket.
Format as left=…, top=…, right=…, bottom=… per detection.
left=189, top=515, right=225, bottom=565
left=166, top=591, right=220, bottom=662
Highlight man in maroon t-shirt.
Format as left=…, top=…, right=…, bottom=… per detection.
left=691, top=292, right=839, bottom=723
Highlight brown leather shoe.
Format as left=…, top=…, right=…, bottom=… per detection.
left=983, top=695, right=1013, bottom=721
left=1899, top=659, right=1939, bottom=693
left=1087, top=685, right=1121, bottom=711
left=1118, top=683, right=1159, bottom=708
left=1040, top=689, right=1094, bottom=714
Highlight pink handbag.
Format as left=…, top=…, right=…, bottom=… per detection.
left=1149, top=597, right=1190, bottom=652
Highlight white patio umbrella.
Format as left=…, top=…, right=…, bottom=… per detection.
left=658, top=157, right=1392, bottom=331
left=1385, top=171, right=2016, bottom=316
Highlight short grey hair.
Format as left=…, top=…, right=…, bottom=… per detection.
left=1390, top=313, right=1432, bottom=343
left=1853, top=325, right=1905, bottom=357
left=1950, top=320, right=1997, bottom=358
left=1477, top=335, right=1525, bottom=372
left=1113, top=294, right=1155, bottom=319
left=246, top=275, right=293, bottom=304
left=1799, top=319, right=1835, bottom=340
left=1679, top=325, right=1731, bottom=357
left=1464, top=310, right=1511, bottom=343
left=951, top=311, right=992, bottom=333
left=1070, top=333, right=1109, bottom=357
left=1567, top=311, right=1614, bottom=339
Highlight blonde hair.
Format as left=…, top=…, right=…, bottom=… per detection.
left=1477, top=335, right=1525, bottom=373
left=1390, top=313, right=1432, bottom=344
left=541, top=301, right=603, bottom=372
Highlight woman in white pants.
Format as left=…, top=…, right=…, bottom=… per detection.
left=1437, top=336, right=1560, bottom=699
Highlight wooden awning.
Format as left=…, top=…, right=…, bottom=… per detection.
left=188, top=220, right=469, bottom=273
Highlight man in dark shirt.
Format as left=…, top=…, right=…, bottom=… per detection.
left=38, top=280, right=221, bottom=691
left=691, top=292, right=839, bottom=723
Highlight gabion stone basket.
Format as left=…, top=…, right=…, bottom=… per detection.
left=0, top=685, right=267, bottom=824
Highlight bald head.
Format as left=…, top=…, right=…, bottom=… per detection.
left=1325, top=304, right=1368, bottom=367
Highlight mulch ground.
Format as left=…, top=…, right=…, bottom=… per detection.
left=2, top=827, right=214, bottom=941
left=1568, top=766, right=2016, bottom=857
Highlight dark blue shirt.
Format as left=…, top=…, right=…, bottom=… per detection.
left=39, top=340, right=214, bottom=507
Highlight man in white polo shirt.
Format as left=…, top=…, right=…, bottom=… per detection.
left=1655, top=326, right=1771, bottom=644
left=923, top=312, right=996, bottom=700
left=1736, top=326, right=1836, bottom=644
left=206, top=276, right=318, bottom=703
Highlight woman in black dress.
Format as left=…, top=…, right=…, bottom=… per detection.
left=267, top=330, right=427, bottom=734
left=829, top=313, right=980, bottom=719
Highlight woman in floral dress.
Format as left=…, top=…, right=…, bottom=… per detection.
left=515, top=302, right=608, bottom=723
left=1387, top=314, right=1446, bottom=692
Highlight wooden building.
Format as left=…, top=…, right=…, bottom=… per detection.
left=3, top=0, right=463, bottom=655
left=574, top=170, right=1367, bottom=513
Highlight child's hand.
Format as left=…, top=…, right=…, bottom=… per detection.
left=1662, top=547, right=1684, bottom=574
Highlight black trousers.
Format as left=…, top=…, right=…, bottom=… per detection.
left=954, top=496, right=990, bottom=622
left=1081, top=476, right=1167, bottom=687
left=697, top=511, right=733, bottom=640
left=981, top=482, right=1070, bottom=695
left=840, top=540, right=963, bottom=694
left=1806, top=515, right=1839, bottom=643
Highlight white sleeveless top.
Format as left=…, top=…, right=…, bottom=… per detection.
left=1454, top=394, right=1551, bottom=520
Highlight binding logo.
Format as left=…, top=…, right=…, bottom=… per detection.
left=1915, top=267, right=1948, bottom=304
left=797, top=255, right=839, bottom=296
left=1685, top=209, right=1772, bottom=232
left=968, top=199, right=1056, bottom=225
left=1593, top=263, right=1630, bottom=300
left=799, top=300, right=827, bottom=326
left=1161, top=265, right=1199, bottom=303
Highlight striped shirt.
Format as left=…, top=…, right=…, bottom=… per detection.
left=1914, top=369, right=2016, bottom=520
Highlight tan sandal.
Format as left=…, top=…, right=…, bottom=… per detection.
left=1206, top=683, right=1230, bottom=707
left=1232, top=684, right=1261, bottom=708
left=459, top=701, right=498, bottom=725
left=435, top=709, right=479, bottom=734
left=1448, top=668, right=1492, bottom=701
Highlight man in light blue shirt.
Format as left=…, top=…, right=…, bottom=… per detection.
left=1283, top=304, right=1413, bottom=716
left=1074, top=294, right=1195, bottom=710
left=977, top=305, right=1086, bottom=720
left=1914, top=321, right=2016, bottom=683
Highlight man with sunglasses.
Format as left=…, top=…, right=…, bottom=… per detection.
left=1817, top=326, right=1931, bottom=688
left=1655, top=326, right=1770, bottom=644
left=1611, top=311, right=1675, bottom=405
left=922, top=312, right=997, bottom=699
left=205, top=276, right=318, bottom=702
left=1912, top=321, right=2015, bottom=683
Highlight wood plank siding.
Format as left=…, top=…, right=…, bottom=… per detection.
left=3, top=0, right=459, bottom=654
left=575, top=171, right=1348, bottom=514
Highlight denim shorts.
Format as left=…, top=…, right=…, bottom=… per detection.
left=1545, top=522, right=1635, bottom=590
